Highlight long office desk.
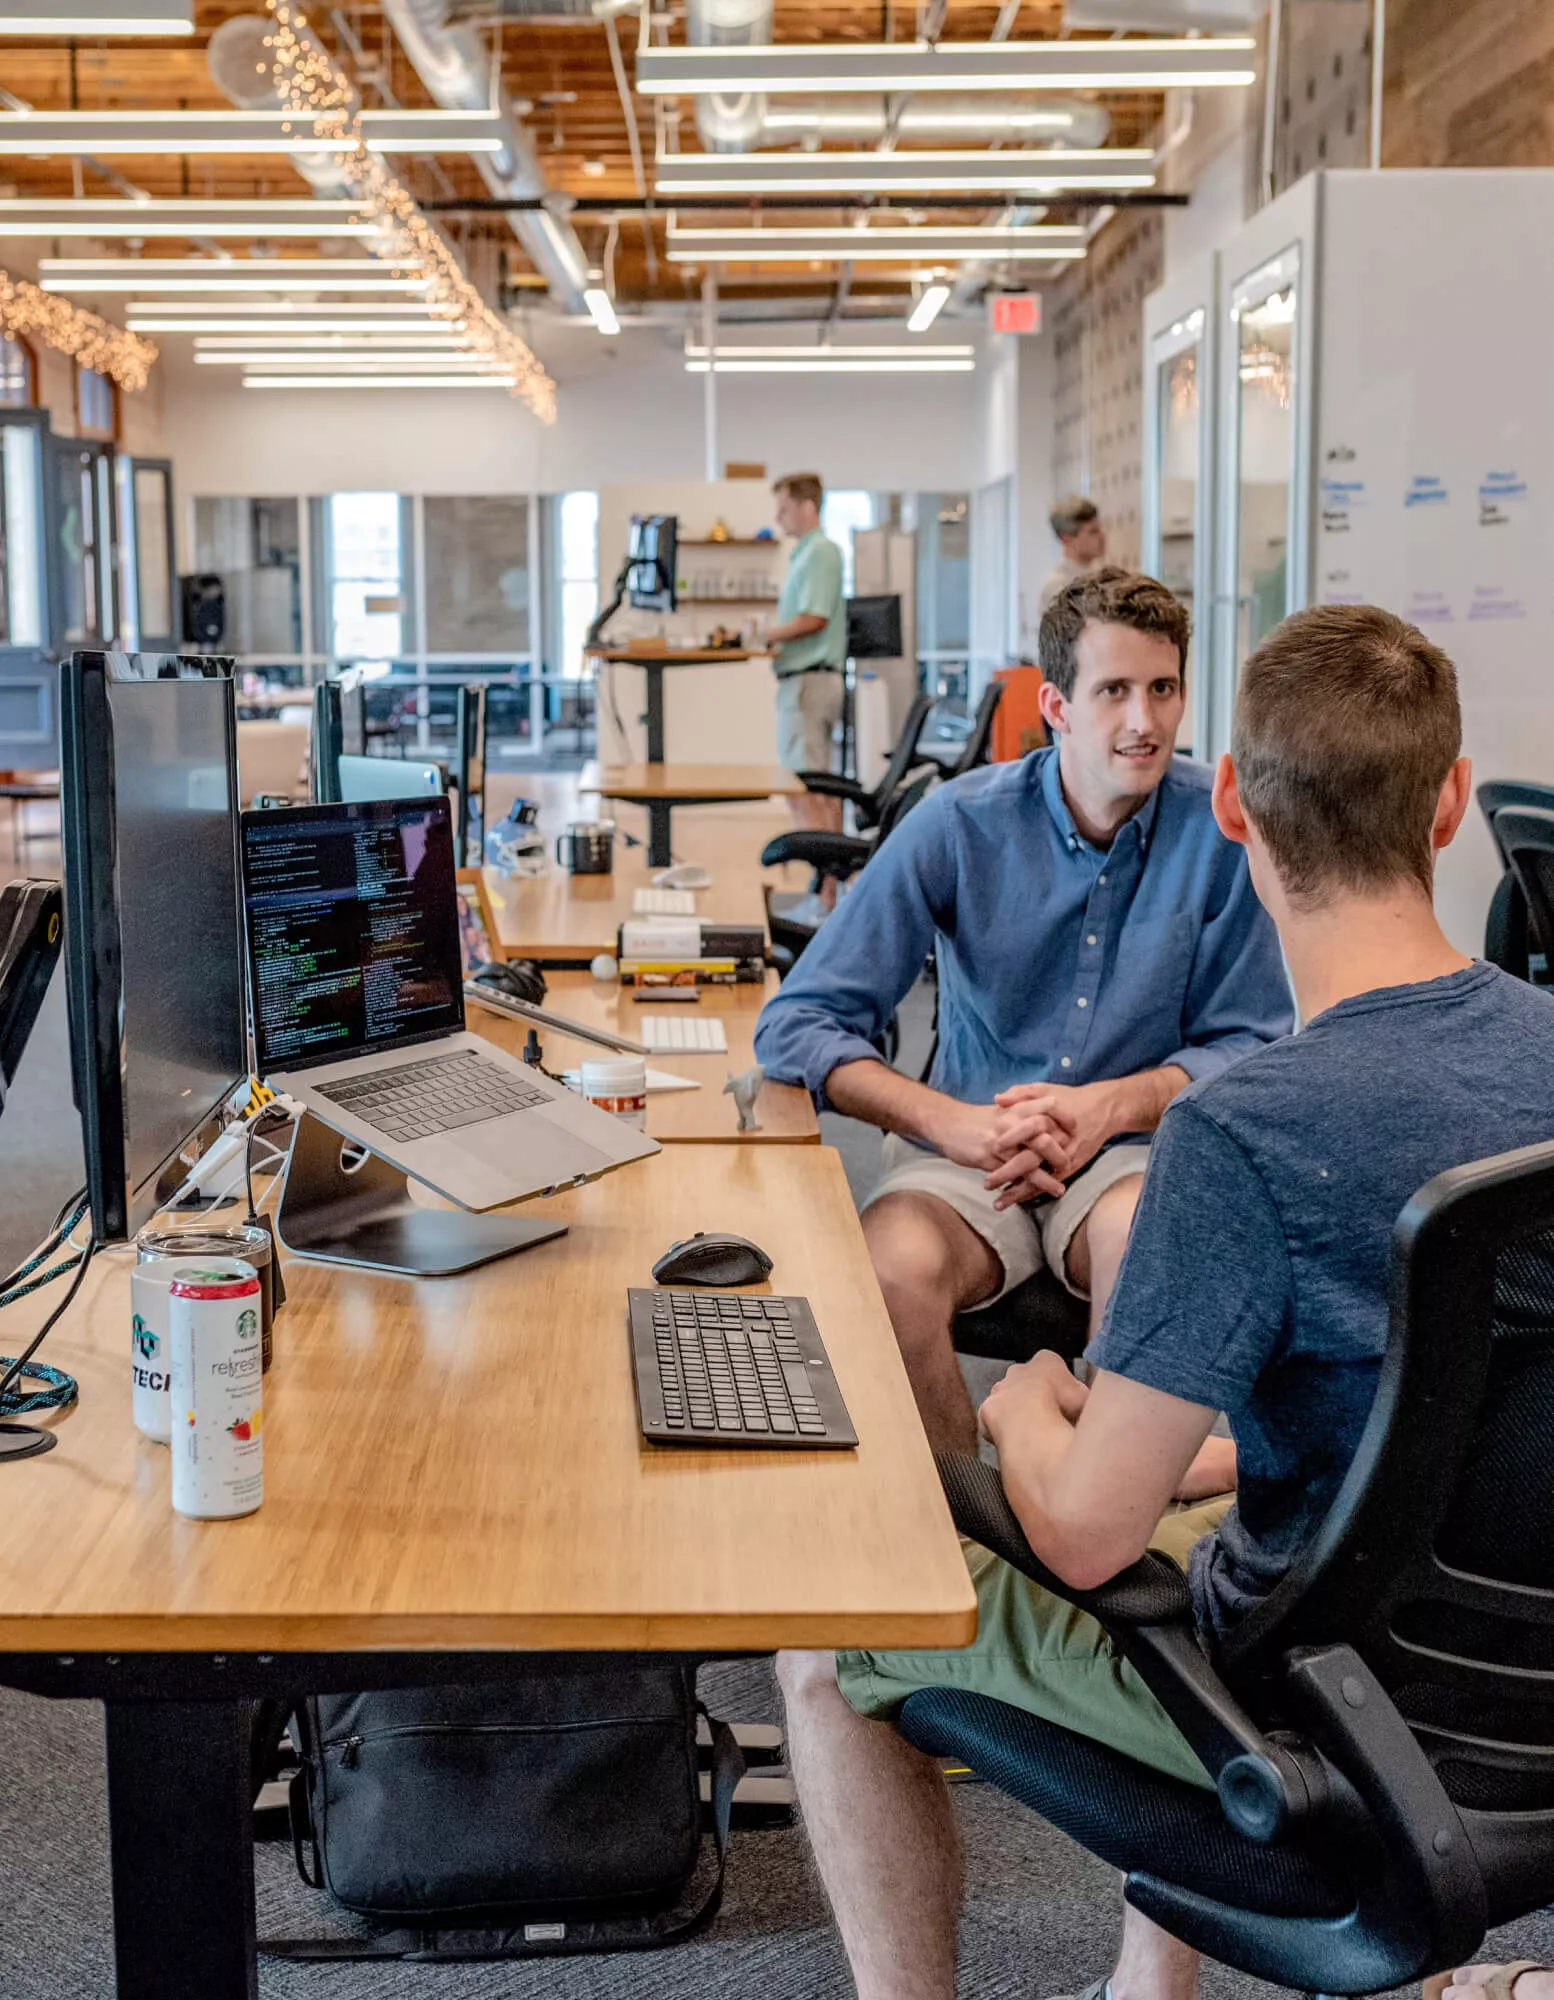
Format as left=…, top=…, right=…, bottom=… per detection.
left=582, top=762, right=807, bottom=867
left=0, top=1145, right=973, bottom=1997
left=469, top=968, right=818, bottom=1144
left=482, top=830, right=795, bottom=963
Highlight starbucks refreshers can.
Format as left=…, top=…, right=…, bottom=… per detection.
left=168, top=1259, right=263, bottom=1520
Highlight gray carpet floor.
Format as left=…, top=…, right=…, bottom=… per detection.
left=5, top=889, right=1554, bottom=1994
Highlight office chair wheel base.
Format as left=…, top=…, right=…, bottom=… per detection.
left=0, top=1422, right=56, bottom=1460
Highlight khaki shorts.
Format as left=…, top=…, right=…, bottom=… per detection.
left=775, top=669, right=843, bottom=774
left=836, top=1494, right=1232, bottom=1790
left=864, top=1133, right=1152, bottom=1305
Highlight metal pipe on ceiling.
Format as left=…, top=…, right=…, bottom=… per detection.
left=374, top=0, right=591, bottom=309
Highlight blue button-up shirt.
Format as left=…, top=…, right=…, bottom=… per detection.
left=755, top=748, right=1293, bottom=1122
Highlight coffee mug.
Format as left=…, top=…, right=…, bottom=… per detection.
left=556, top=822, right=614, bottom=874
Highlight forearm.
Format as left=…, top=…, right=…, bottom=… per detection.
left=767, top=613, right=827, bottom=646
left=1097, top=1064, right=1190, bottom=1139
left=825, top=1058, right=964, bottom=1147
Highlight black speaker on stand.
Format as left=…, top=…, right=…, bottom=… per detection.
left=180, top=573, right=226, bottom=653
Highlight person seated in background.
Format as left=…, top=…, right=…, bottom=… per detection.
left=754, top=568, right=1292, bottom=1454
left=776, top=603, right=1554, bottom=2000
left=1038, top=494, right=1107, bottom=615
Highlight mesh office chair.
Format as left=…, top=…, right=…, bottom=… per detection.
left=1495, top=809, right=1554, bottom=990
left=921, top=680, right=1005, bottom=781
left=762, top=765, right=940, bottom=969
left=1480, top=787, right=1554, bottom=982
left=795, top=691, right=937, bottom=833
left=901, top=1139, right=1554, bottom=1994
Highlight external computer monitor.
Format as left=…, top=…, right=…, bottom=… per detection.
left=846, top=594, right=904, bottom=660
left=453, top=682, right=487, bottom=866
left=310, top=666, right=371, bottom=804
left=337, top=754, right=445, bottom=804
left=59, top=651, right=248, bottom=1242
left=627, top=514, right=678, bottom=613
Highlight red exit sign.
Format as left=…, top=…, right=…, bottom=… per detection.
left=989, top=293, right=1042, bottom=335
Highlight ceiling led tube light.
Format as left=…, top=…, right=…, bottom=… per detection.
left=42, top=257, right=420, bottom=275
left=584, top=287, right=621, bottom=336
left=684, top=342, right=975, bottom=374
left=0, top=198, right=380, bottom=236
left=636, top=37, right=1256, bottom=94
left=0, top=0, right=192, bottom=31
left=0, top=109, right=505, bottom=156
left=194, top=337, right=470, bottom=353
left=655, top=151, right=1155, bottom=195
left=228, top=353, right=511, bottom=368
left=665, top=224, right=1085, bottom=263
left=242, top=375, right=520, bottom=389
left=687, top=358, right=975, bottom=373
left=907, top=283, right=951, bottom=333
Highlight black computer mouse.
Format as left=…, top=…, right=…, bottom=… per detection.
left=652, top=1233, right=774, bottom=1288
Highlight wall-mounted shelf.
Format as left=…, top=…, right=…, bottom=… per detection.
left=681, top=537, right=782, bottom=549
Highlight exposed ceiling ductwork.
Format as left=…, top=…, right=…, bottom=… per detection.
left=377, top=0, right=590, bottom=311
left=207, top=15, right=353, bottom=198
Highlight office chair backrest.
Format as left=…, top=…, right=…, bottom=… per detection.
left=1478, top=781, right=1554, bottom=871
left=872, top=691, right=936, bottom=808
left=1496, top=810, right=1554, bottom=976
left=942, top=680, right=1004, bottom=780
left=1219, top=1140, right=1554, bottom=1878
left=876, top=763, right=938, bottom=845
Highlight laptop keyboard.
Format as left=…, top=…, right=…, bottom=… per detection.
left=316, top=1051, right=548, bottom=1143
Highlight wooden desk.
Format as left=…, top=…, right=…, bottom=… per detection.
left=584, top=762, right=807, bottom=866
left=0, top=1146, right=972, bottom=1994
left=481, top=808, right=791, bottom=963
left=469, top=969, right=818, bottom=1144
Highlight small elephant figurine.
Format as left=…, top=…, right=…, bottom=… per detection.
left=724, top=1064, right=765, bottom=1133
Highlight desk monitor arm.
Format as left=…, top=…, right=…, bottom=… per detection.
left=0, top=879, right=62, bottom=1127
left=586, top=557, right=634, bottom=650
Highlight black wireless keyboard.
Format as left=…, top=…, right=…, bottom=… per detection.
left=629, top=1288, right=858, bottom=1449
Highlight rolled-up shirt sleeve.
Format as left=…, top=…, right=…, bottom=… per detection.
left=1164, top=848, right=1293, bottom=1085
left=754, top=796, right=954, bottom=1108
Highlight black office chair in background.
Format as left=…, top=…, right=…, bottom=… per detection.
left=1480, top=784, right=1554, bottom=982
left=794, top=690, right=937, bottom=833
left=763, top=764, right=940, bottom=968
left=922, top=680, right=1005, bottom=781
left=901, top=1139, right=1554, bottom=1995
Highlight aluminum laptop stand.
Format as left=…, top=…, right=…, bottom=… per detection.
left=275, top=1111, right=566, bottom=1277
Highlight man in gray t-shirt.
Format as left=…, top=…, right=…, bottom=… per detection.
left=777, top=603, right=1554, bottom=2000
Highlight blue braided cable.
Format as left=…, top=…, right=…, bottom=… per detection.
left=0, top=1359, right=76, bottom=1417
left=0, top=1255, right=85, bottom=1313
left=1, top=1196, right=89, bottom=1293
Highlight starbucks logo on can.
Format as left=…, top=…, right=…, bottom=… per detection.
left=237, top=1308, right=259, bottom=1341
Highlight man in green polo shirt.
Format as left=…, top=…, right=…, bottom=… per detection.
left=766, top=471, right=847, bottom=830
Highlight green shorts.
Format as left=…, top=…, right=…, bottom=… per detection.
left=836, top=1495, right=1232, bottom=1793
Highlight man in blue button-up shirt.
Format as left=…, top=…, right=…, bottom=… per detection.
left=755, top=569, right=1293, bottom=1452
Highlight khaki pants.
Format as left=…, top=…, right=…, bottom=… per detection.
left=837, top=1494, right=1233, bottom=1791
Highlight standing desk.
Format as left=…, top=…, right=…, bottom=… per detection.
left=0, top=1145, right=973, bottom=1998
left=581, top=762, right=806, bottom=868
left=585, top=643, right=763, bottom=767
left=469, top=968, right=818, bottom=1144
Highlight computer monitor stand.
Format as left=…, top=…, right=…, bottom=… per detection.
left=275, top=1112, right=567, bottom=1277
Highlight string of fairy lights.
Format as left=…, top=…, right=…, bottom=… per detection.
left=263, top=0, right=557, bottom=420
left=0, top=270, right=156, bottom=393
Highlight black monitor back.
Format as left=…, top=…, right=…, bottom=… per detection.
left=59, top=651, right=247, bottom=1242
left=627, top=514, right=678, bottom=613
left=847, top=595, right=904, bottom=660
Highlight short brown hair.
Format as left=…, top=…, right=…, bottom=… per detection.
left=773, top=472, right=823, bottom=509
left=1038, top=566, right=1190, bottom=699
left=1050, top=494, right=1099, bottom=538
left=1233, top=604, right=1461, bottom=903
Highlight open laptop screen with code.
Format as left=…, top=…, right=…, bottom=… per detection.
left=241, top=795, right=465, bottom=1075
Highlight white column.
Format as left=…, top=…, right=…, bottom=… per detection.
left=702, top=269, right=719, bottom=481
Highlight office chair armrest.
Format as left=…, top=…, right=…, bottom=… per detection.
left=935, top=1450, right=1193, bottom=1624
left=794, top=772, right=868, bottom=803
left=759, top=832, right=874, bottom=879
left=934, top=1452, right=1324, bottom=1839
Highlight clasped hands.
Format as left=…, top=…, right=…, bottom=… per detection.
left=928, top=1078, right=1121, bottom=1211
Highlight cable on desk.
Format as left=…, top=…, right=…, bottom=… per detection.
left=0, top=1231, right=97, bottom=1417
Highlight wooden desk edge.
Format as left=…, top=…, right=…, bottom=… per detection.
left=0, top=1604, right=978, bottom=1654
